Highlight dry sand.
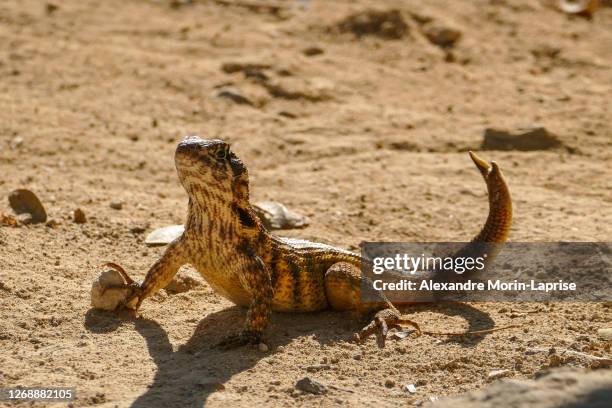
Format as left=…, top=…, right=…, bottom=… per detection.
left=0, top=0, right=610, bottom=406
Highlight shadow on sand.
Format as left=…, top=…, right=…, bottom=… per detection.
left=84, top=302, right=494, bottom=407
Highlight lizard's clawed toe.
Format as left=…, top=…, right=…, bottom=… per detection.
left=355, top=310, right=422, bottom=348
left=355, top=316, right=390, bottom=348
left=102, top=262, right=143, bottom=312
left=216, top=330, right=262, bottom=350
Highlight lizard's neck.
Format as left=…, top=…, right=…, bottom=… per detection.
left=183, top=172, right=266, bottom=241
left=185, top=194, right=265, bottom=239
left=186, top=196, right=234, bottom=229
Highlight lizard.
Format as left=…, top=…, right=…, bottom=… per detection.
left=110, top=135, right=512, bottom=348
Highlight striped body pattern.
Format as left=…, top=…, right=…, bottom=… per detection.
left=128, top=136, right=513, bottom=347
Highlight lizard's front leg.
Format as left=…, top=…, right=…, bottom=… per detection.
left=217, top=251, right=273, bottom=349
left=118, top=238, right=188, bottom=313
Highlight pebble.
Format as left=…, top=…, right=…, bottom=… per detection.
left=145, top=225, right=185, bottom=246
left=384, top=379, right=396, bottom=388
left=11, top=136, right=24, bottom=149
left=73, top=208, right=87, bottom=224
left=45, top=218, right=59, bottom=228
left=129, top=225, right=148, bottom=234
left=216, top=89, right=254, bottom=106
left=306, top=364, right=331, bottom=372
left=109, top=201, right=123, bottom=210
left=597, top=328, right=612, bottom=341
left=253, top=201, right=309, bottom=230
left=303, top=46, right=324, bottom=56
left=423, top=24, right=462, bottom=48
left=403, top=384, right=417, bottom=393
left=337, top=9, right=409, bottom=39
left=487, top=369, right=511, bottom=381
left=391, top=330, right=412, bottom=339
left=558, top=0, right=599, bottom=18
left=164, top=273, right=202, bottom=293
left=258, top=343, right=269, bottom=352
left=295, top=377, right=327, bottom=395
left=16, top=213, right=33, bottom=225
left=90, top=269, right=132, bottom=311
left=8, top=189, right=47, bottom=224
left=45, top=3, right=59, bottom=14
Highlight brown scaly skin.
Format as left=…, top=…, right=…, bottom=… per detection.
left=116, top=136, right=512, bottom=348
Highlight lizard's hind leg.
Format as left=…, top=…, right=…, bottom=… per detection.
left=324, top=262, right=421, bottom=348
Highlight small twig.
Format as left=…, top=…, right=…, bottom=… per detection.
left=422, top=324, right=522, bottom=337
left=211, top=0, right=284, bottom=13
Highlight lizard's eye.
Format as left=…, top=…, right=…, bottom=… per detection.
left=215, top=148, right=227, bottom=160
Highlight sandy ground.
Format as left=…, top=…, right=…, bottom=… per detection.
left=0, top=0, right=611, bottom=407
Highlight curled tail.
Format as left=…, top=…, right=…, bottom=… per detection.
left=439, top=151, right=513, bottom=278
left=468, top=151, right=512, bottom=244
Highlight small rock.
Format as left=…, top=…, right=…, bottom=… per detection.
left=16, top=213, right=33, bottom=225
left=558, top=0, right=599, bottom=18
left=73, top=208, right=87, bottom=224
left=221, top=62, right=271, bottom=74
left=278, top=111, right=297, bottom=119
left=45, top=3, right=59, bottom=14
left=109, top=201, right=123, bottom=210
left=164, top=272, right=202, bottom=293
left=337, top=9, right=408, bottom=39
left=423, top=24, right=462, bottom=48
left=482, top=127, right=564, bottom=151
left=45, top=218, right=59, bottom=228
left=295, top=377, right=328, bottom=395
left=145, top=225, right=185, bottom=246
left=303, top=46, right=324, bottom=56
left=216, top=89, right=254, bottom=106
left=403, top=384, right=417, bottom=393
left=11, top=136, right=24, bottom=149
left=129, top=224, right=148, bottom=234
left=597, top=328, right=612, bottom=341
left=384, top=379, right=396, bottom=388
left=8, top=189, right=47, bottom=224
left=488, top=369, right=511, bottom=381
left=306, top=364, right=331, bottom=373
left=258, top=343, right=269, bottom=352
left=90, top=269, right=134, bottom=311
left=391, top=330, right=413, bottom=340
left=253, top=201, right=309, bottom=230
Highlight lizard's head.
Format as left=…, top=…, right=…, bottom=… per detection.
left=175, top=135, right=249, bottom=203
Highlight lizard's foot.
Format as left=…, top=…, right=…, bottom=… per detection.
left=354, top=308, right=422, bottom=348
left=103, top=262, right=143, bottom=313
left=216, top=330, right=262, bottom=350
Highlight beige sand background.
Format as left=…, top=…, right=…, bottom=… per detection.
left=0, top=0, right=610, bottom=406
